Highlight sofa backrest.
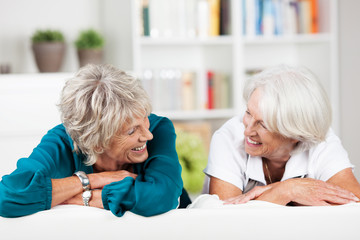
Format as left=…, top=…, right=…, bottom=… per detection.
left=0, top=73, right=71, bottom=179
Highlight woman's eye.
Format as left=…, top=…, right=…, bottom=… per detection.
left=260, top=122, right=267, bottom=130
left=127, top=128, right=136, bottom=135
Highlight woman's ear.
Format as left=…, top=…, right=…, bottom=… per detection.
left=94, top=146, right=103, bottom=154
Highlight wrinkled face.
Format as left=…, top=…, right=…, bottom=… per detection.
left=97, top=115, right=153, bottom=171
left=243, top=89, right=297, bottom=161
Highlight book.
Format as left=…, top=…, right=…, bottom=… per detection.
left=141, top=69, right=232, bottom=111
left=298, top=0, right=311, bottom=33
left=309, top=0, right=318, bottom=33
left=213, top=72, right=231, bottom=109
left=208, top=0, right=221, bottom=36
left=241, top=0, right=318, bottom=37
left=220, top=0, right=231, bottom=35
left=207, top=71, right=214, bottom=109
left=244, top=0, right=257, bottom=36
left=263, top=0, right=276, bottom=36
left=149, top=0, right=167, bottom=37
left=283, top=0, right=298, bottom=35
left=140, top=0, right=233, bottom=38
left=158, top=69, right=183, bottom=111
left=198, top=0, right=210, bottom=37
left=221, top=73, right=231, bottom=108
left=273, top=0, right=284, bottom=35
left=255, top=0, right=264, bottom=35
left=142, top=0, right=150, bottom=36
left=181, top=71, right=197, bottom=110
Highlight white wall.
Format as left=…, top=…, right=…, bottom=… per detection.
left=339, top=0, right=360, bottom=180
left=0, top=0, right=101, bottom=73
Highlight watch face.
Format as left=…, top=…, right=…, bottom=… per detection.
left=83, top=190, right=91, bottom=198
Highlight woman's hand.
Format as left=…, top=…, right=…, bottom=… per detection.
left=254, top=178, right=359, bottom=206
left=283, top=178, right=359, bottom=206
left=223, top=185, right=272, bottom=204
left=88, top=170, right=138, bottom=189
left=223, top=178, right=359, bottom=206
left=62, top=189, right=103, bottom=208
left=51, top=170, right=137, bottom=208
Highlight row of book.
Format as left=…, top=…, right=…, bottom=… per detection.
left=140, top=69, right=232, bottom=111
left=243, top=0, right=319, bottom=36
left=139, top=0, right=319, bottom=38
left=139, top=0, right=231, bottom=38
left=206, top=70, right=232, bottom=110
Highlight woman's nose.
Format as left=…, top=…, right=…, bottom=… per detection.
left=140, top=128, right=153, bottom=142
left=244, top=118, right=257, bottom=136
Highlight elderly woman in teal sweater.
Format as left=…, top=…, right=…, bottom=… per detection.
left=0, top=64, right=190, bottom=218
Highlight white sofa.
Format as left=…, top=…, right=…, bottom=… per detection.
left=1, top=200, right=360, bottom=240
left=0, top=73, right=68, bottom=179
left=1, top=74, right=360, bottom=240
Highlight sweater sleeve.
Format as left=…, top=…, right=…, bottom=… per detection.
left=101, top=115, right=183, bottom=217
left=0, top=125, right=75, bottom=218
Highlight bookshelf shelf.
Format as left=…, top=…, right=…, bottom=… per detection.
left=140, top=36, right=234, bottom=46
left=111, top=0, right=339, bottom=131
left=243, top=33, right=332, bottom=44
left=153, top=109, right=237, bottom=121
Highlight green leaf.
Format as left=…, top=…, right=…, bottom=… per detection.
left=176, top=130, right=208, bottom=193
left=31, top=29, right=64, bottom=43
left=75, top=29, right=105, bottom=49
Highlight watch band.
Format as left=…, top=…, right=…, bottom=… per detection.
left=82, top=190, right=92, bottom=206
left=73, top=171, right=90, bottom=191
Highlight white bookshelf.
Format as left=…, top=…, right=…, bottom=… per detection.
left=105, top=0, right=340, bottom=133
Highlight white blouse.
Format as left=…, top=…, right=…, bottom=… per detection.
left=203, top=115, right=354, bottom=193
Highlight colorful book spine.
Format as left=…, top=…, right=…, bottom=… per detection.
left=207, top=71, right=214, bottom=109
left=263, top=0, right=275, bottom=36
left=298, top=0, right=311, bottom=33
left=182, top=71, right=196, bottom=110
left=142, top=0, right=150, bottom=36
left=141, top=69, right=232, bottom=111
left=208, top=0, right=221, bottom=36
left=198, top=0, right=210, bottom=37
left=242, top=0, right=318, bottom=37
left=255, top=0, right=264, bottom=35
left=309, top=0, right=318, bottom=33
left=212, top=71, right=231, bottom=109
left=244, top=0, right=257, bottom=36
left=140, top=0, right=231, bottom=38
left=220, top=0, right=231, bottom=35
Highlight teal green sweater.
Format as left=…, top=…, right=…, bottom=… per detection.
left=0, top=114, right=183, bottom=218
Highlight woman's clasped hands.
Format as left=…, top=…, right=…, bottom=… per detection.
left=224, top=178, right=359, bottom=206
left=62, top=170, right=137, bottom=207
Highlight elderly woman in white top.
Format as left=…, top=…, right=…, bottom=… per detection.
left=204, top=65, right=360, bottom=206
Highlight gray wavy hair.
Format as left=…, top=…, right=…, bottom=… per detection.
left=59, top=64, right=152, bottom=165
left=243, top=65, right=332, bottom=152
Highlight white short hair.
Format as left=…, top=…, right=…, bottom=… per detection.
left=59, top=64, right=152, bottom=165
left=243, top=65, right=331, bottom=152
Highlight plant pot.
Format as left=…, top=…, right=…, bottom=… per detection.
left=32, top=42, right=65, bottom=72
left=77, top=48, right=103, bottom=68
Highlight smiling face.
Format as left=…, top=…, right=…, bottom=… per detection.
left=243, top=89, right=298, bottom=162
left=95, top=115, right=153, bottom=171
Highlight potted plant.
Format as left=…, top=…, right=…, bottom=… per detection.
left=75, top=29, right=105, bottom=67
left=176, top=129, right=208, bottom=194
left=31, top=29, right=65, bottom=72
